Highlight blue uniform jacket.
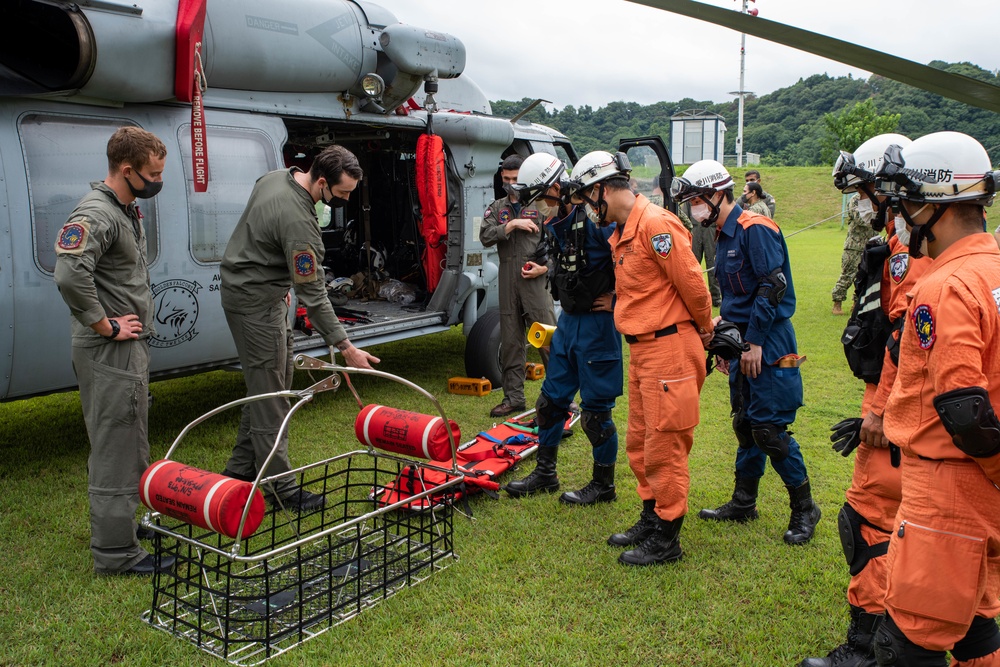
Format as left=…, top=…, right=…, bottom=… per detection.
left=715, top=206, right=797, bottom=357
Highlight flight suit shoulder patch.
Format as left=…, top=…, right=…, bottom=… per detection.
left=912, top=304, right=935, bottom=350
left=292, top=248, right=319, bottom=283
left=484, top=206, right=493, bottom=219
left=889, top=253, right=909, bottom=284
left=651, top=232, right=672, bottom=259
left=55, top=218, right=91, bottom=255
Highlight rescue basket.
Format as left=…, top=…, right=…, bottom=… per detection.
left=141, top=355, right=463, bottom=665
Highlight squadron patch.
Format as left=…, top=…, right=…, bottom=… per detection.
left=484, top=207, right=493, bottom=219
left=888, top=253, right=909, bottom=284
left=55, top=219, right=90, bottom=255
left=499, top=209, right=512, bottom=224
left=293, top=249, right=318, bottom=283
left=912, top=304, right=935, bottom=350
left=651, top=233, right=672, bottom=259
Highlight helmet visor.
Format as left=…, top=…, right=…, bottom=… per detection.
left=669, top=176, right=711, bottom=203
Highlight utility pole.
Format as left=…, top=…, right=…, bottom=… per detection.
left=729, top=0, right=756, bottom=168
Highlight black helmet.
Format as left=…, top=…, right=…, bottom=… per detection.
left=707, top=320, right=748, bottom=361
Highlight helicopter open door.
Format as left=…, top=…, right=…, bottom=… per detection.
left=618, top=136, right=677, bottom=214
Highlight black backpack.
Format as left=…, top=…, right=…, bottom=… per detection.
left=841, top=237, right=893, bottom=384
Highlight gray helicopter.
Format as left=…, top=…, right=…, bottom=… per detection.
left=0, top=0, right=676, bottom=401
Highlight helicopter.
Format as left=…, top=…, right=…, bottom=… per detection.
left=0, top=0, right=676, bottom=401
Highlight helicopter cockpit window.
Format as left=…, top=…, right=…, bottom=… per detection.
left=178, top=126, right=277, bottom=263
left=19, top=114, right=160, bottom=273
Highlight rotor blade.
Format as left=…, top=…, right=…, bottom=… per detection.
left=625, top=0, right=1000, bottom=114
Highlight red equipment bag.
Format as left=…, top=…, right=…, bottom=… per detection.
left=415, top=132, right=448, bottom=292
left=376, top=410, right=579, bottom=511
left=140, top=461, right=266, bottom=539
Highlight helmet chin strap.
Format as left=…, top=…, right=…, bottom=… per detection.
left=581, top=185, right=610, bottom=226
left=900, top=202, right=948, bottom=258
left=860, top=188, right=890, bottom=233
left=699, top=194, right=722, bottom=228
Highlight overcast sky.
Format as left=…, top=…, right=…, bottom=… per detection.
left=384, top=0, right=1000, bottom=111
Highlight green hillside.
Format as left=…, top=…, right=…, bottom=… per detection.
left=492, top=61, right=1000, bottom=166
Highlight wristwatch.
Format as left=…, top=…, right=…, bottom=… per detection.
left=104, top=319, right=121, bottom=341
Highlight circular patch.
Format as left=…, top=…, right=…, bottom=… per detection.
left=58, top=223, right=85, bottom=250
left=294, top=251, right=316, bottom=277
left=912, top=304, right=935, bottom=350
left=499, top=209, right=512, bottom=224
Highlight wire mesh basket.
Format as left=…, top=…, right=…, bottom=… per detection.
left=141, top=357, right=463, bottom=665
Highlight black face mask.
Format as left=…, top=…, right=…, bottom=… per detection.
left=321, top=186, right=349, bottom=209
left=125, top=168, right=163, bottom=199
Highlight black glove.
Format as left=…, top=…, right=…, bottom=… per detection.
left=830, top=418, right=863, bottom=457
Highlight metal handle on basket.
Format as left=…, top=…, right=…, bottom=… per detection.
left=293, top=354, right=463, bottom=473
left=149, top=372, right=343, bottom=555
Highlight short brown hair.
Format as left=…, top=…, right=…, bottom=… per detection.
left=310, top=145, right=363, bottom=185
left=107, top=126, right=166, bottom=172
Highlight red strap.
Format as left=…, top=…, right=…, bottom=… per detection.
left=176, top=0, right=209, bottom=191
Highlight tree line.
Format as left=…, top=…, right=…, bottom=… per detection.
left=491, top=61, right=999, bottom=166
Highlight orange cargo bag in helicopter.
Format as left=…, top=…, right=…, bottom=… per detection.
left=140, top=461, right=266, bottom=539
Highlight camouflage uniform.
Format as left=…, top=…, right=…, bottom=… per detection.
left=737, top=190, right=776, bottom=217
left=53, top=182, right=154, bottom=574
left=746, top=200, right=771, bottom=217
left=479, top=196, right=556, bottom=409
left=832, top=193, right=873, bottom=304
left=221, top=168, right=349, bottom=498
left=679, top=202, right=721, bottom=305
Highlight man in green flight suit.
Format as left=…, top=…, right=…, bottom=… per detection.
left=220, top=145, right=379, bottom=510
left=54, top=126, right=170, bottom=576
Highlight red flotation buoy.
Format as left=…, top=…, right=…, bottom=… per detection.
left=355, top=405, right=460, bottom=460
left=140, top=461, right=266, bottom=538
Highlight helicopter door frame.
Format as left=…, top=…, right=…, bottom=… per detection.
left=618, top=135, right=677, bottom=214
left=0, top=141, right=11, bottom=398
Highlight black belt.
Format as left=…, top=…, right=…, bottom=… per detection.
left=624, top=324, right=678, bottom=344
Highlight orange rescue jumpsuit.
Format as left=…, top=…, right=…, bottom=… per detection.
left=883, top=233, right=1000, bottom=658
left=610, top=195, right=714, bottom=521
left=847, top=231, right=931, bottom=612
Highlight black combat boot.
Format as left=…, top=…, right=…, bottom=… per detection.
left=785, top=479, right=822, bottom=545
left=799, top=605, right=882, bottom=667
left=698, top=476, right=759, bottom=522
left=559, top=462, right=616, bottom=505
left=505, top=446, right=559, bottom=497
left=619, top=516, right=684, bottom=566
left=607, top=499, right=657, bottom=547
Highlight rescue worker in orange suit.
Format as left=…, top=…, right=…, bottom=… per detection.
left=801, top=134, right=932, bottom=667
left=567, top=151, right=714, bottom=565
left=480, top=154, right=557, bottom=418
left=672, top=160, right=822, bottom=545
left=504, top=153, right=623, bottom=506
left=870, top=132, right=1000, bottom=666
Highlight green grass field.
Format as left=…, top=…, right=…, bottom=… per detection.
left=1, top=168, right=997, bottom=666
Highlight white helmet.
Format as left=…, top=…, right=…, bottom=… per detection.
left=877, top=131, right=998, bottom=205
left=669, top=160, right=734, bottom=203
left=833, top=133, right=911, bottom=193
left=511, top=153, right=565, bottom=205
left=568, top=151, right=632, bottom=190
